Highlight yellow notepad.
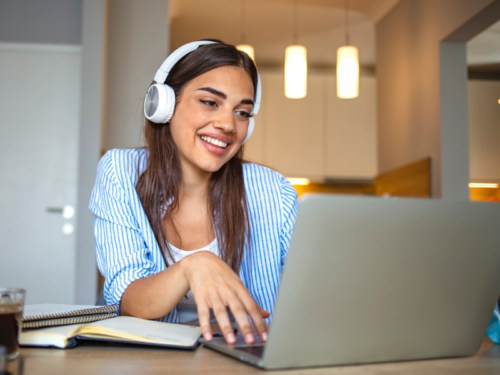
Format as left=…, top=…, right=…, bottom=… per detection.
left=20, top=316, right=202, bottom=349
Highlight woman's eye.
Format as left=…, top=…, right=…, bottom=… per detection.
left=236, top=110, right=252, bottom=118
left=201, top=100, right=217, bottom=107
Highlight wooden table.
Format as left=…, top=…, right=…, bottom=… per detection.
left=8, top=338, right=500, bottom=375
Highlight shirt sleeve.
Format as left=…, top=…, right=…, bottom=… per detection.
left=278, top=175, right=299, bottom=269
left=487, top=304, right=500, bottom=344
left=89, top=151, right=160, bottom=307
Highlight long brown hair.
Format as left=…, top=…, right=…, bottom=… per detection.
left=136, top=40, right=256, bottom=272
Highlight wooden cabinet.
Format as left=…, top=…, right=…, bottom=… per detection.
left=244, top=70, right=377, bottom=181
left=325, top=75, right=377, bottom=179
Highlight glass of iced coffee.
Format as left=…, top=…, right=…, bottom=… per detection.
left=0, top=288, right=25, bottom=360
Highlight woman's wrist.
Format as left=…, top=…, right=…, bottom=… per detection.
left=178, top=251, right=216, bottom=281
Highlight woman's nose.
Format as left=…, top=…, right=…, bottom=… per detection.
left=213, top=109, right=236, bottom=133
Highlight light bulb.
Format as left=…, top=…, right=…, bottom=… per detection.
left=285, top=45, right=307, bottom=99
left=286, top=178, right=310, bottom=186
left=469, top=183, right=499, bottom=188
left=237, top=45, right=255, bottom=61
left=337, top=45, right=359, bottom=99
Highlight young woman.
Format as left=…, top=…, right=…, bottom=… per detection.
left=90, top=40, right=299, bottom=346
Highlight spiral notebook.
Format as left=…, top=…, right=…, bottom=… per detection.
left=22, top=304, right=119, bottom=331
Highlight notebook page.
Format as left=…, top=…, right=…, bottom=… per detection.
left=20, top=324, right=82, bottom=348
left=87, top=316, right=202, bottom=345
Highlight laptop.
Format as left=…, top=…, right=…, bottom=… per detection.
left=201, top=195, right=500, bottom=370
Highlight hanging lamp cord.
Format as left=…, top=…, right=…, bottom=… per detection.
left=293, top=0, right=298, bottom=45
left=345, top=0, right=350, bottom=46
left=241, top=0, right=246, bottom=45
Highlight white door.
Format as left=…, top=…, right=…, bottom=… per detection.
left=0, top=44, right=81, bottom=304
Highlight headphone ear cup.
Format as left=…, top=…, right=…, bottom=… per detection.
left=144, top=84, right=176, bottom=123
left=163, top=85, right=176, bottom=123
left=242, top=117, right=255, bottom=145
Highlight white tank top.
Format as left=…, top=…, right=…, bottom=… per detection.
left=165, top=239, right=219, bottom=323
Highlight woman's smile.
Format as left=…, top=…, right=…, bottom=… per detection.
left=198, top=132, right=233, bottom=156
left=198, top=135, right=229, bottom=156
left=199, top=135, right=228, bottom=149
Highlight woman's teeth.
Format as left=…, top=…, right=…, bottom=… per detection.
left=200, top=136, right=227, bottom=149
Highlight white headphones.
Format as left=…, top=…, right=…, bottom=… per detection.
left=144, top=40, right=261, bottom=144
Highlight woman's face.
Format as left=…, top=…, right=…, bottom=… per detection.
left=169, top=65, right=255, bottom=175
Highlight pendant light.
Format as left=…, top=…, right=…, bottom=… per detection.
left=337, top=0, right=359, bottom=99
left=236, top=0, right=255, bottom=61
left=285, top=0, right=307, bottom=99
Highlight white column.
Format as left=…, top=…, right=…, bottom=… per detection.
left=105, top=0, right=170, bottom=150
left=75, top=0, right=107, bottom=304
left=439, top=42, right=470, bottom=200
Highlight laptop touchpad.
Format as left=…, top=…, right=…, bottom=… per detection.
left=234, top=345, right=265, bottom=358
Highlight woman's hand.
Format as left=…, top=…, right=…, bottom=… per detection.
left=180, top=251, right=270, bottom=345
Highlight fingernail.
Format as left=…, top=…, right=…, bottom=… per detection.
left=261, top=332, right=268, bottom=342
left=245, top=333, right=255, bottom=343
left=227, top=332, right=236, bottom=343
left=204, top=332, right=212, bottom=341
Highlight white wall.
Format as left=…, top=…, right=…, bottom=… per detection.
left=0, top=0, right=82, bottom=45
left=469, top=80, right=500, bottom=182
left=376, top=0, right=496, bottom=197
left=104, top=0, right=170, bottom=151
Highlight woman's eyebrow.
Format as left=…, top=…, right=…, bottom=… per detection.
left=240, top=99, right=255, bottom=105
left=198, top=87, right=227, bottom=99
left=198, top=87, right=254, bottom=106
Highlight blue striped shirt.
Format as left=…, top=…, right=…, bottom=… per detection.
left=487, top=305, right=500, bottom=344
left=89, top=148, right=299, bottom=322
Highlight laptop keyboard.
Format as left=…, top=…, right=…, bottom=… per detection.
left=234, top=345, right=265, bottom=358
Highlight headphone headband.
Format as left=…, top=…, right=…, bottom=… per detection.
left=153, top=41, right=217, bottom=84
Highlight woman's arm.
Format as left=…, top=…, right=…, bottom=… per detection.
left=120, top=260, right=190, bottom=319
left=121, top=251, right=269, bottom=345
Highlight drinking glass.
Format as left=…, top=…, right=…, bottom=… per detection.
left=0, top=288, right=25, bottom=360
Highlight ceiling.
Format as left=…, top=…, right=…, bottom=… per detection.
left=468, top=19, right=500, bottom=78
left=170, top=0, right=500, bottom=72
left=468, top=19, right=500, bottom=65
left=169, top=0, right=400, bottom=68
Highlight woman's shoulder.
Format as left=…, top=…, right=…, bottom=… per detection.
left=243, top=162, right=282, bottom=183
left=242, top=162, right=297, bottom=200
left=98, top=148, right=149, bottom=187
left=242, top=162, right=298, bottom=235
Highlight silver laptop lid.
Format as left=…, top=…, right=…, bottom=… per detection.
left=263, top=195, right=500, bottom=369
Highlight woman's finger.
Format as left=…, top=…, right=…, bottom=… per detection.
left=196, top=300, right=213, bottom=342
left=210, top=293, right=236, bottom=344
left=260, top=307, right=271, bottom=318
left=224, top=292, right=255, bottom=345
left=239, top=292, right=268, bottom=342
